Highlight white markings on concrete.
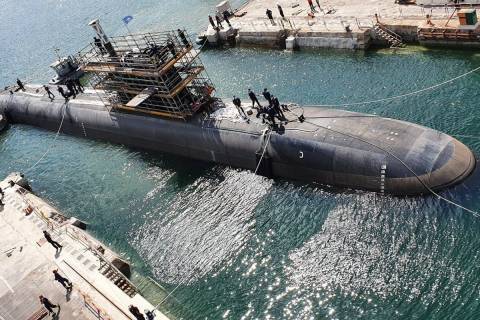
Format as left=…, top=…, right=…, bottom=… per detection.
left=0, top=277, right=14, bottom=293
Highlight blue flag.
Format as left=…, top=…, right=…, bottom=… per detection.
left=122, top=15, right=133, bottom=25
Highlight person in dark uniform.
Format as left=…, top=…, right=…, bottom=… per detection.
left=94, top=37, right=106, bottom=54
left=233, top=96, right=247, bottom=119
left=53, top=269, right=72, bottom=290
left=248, top=89, right=262, bottom=111
left=74, top=79, right=84, bottom=93
left=266, top=9, right=274, bottom=25
left=0, top=187, right=4, bottom=206
left=272, top=96, right=285, bottom=119
left=267, top=105, right=277, bottom=126
left=57, top=86, right=68, bottom=102
left=66, top=80, right=77, bottom=99
left=223, top=11, right=232, bottom=27
left=215, top=15, right=223, bottom=29
left=39, top=295, right=59, bottom=315
left=177, top=29, right=189, bottom=47
left=262, top=88, right=272, bottom=105
left=129, top=305, right=146, bottom=320
left=43, top=230, right=62, bottom=250
left=167, top=40, right=176, bottom=56
left=43, top=85, right=55, bottom=101
left=208, top=15, right=216, bottom=29
left=16, top=78, right=25, bottom=92
left=277, top=3, right=285, bottom=19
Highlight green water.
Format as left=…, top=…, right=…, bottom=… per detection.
left=2, top=1, right=480, bottom=319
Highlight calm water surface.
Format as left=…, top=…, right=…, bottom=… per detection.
left=2, top=1, right=480, bottom=319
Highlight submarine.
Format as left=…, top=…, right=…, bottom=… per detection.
left=0, top=21, right=476, bottom=196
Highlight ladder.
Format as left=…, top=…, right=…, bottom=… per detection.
left=373, top=23, right=405, bottom=48
left=97, top=258, right=138, bottom=297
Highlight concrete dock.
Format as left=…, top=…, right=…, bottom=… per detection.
left=204, top=0, right=480, bottom=50
left=0, top=173, right=169, bottom=320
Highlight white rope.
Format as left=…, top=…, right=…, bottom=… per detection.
left=254, top=129, right=273, bottom=175
left=313, top=65, right=480, bottom=108
left=24, top=102, right=68, bottom=173
left=288, top=108, right=480, bottom=217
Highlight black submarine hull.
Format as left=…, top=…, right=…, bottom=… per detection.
left=0, top=89, right=475, bottom=196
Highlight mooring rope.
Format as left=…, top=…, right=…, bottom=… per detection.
left=24, top=102, right=68, bottom=173
left=308, top=65, right=480, bottom=108
left=287, top=108, right=480, bottom=217
left=254, top=128, right=273, bottom=175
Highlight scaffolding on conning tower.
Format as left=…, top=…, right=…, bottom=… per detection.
left=77, top=20, right=216, bottom=120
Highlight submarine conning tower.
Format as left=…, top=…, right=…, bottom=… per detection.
left=79, top=19, right=216, bottom=120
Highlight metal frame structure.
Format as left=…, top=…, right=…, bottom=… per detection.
left=77, top=29, right=215, bottom=120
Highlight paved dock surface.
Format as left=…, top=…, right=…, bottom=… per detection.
left=0, top=175, right=169, bottom=320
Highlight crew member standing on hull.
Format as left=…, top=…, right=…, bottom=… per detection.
left=66, top=80, right=77, bottom=99
left=223, top=11, right=232, bottom=28
left=208, top=15, right=217, bottom=30
left=43, top=85, right=55, bottom=101
left=215, top=15, right=224, bottom=29
left=15, top=78, right=25, bottom=92
left=74, top=78, right=84, bottom=93
left=0, top=187, right=4, bottom=206
left=57, top=86, right=68, bottom=102
left=272, top=96, right=285, bottom=119
left=233, top=96, right=248, bottom=119
left=263, top=88, right=272, bottom=105
left=248, top=89, right=263, bottom=117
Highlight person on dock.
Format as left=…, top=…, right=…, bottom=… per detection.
left=223, top=11, right=232, bottom=28
left=15, top=78, right=25, bottom=92
left=43, top=230, right=62, bottom=250
left=43, top=85, right=55, bottom=101
left=262, top=88, right=272, bottom=105
left=208, top=15, right=216, bottom=29
left=248, top=89, right=262, bottom=111
left=0, top=187, right=4, bottom=206
left=277, top=3, right=285, bottom=19
left=39, top=295, right=60, bottom=315
left=266, top=9, right=275, bottom=25
left=129, top=305, right=146, bottom=320
left=57, top=86, right=68, bottom=102
left=215, top=15, right=224, bottom=29
left=177, top=29, right=189, bottom=47
left=307, top=0, right=317, bottom=13
left=233, top=96, right=247, bottom=119
left=53, top=269, right=72, bottom=291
